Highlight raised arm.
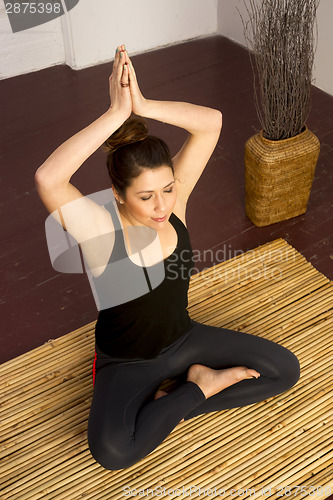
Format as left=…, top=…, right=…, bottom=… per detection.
left=125, top=49, right=222, bottom=209
left=34, top=48, right=132, bottom=239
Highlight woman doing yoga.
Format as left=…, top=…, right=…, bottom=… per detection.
left=35, top=45, right=300, bottom=471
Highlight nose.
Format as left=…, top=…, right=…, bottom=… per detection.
left=154, top=194, right=166, bottom=213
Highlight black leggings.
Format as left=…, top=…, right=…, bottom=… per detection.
left=87, top=320, right=300, bottom=470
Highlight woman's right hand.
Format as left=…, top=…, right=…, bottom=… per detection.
left=108, top=45, right=132, bottom=120
left=121, top=48, right=148, bottom=117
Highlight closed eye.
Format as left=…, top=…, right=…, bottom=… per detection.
left=141, top=187, right=174, bottom=201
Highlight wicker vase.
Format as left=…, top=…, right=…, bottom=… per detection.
left=244, top=126, right=320, bottom=227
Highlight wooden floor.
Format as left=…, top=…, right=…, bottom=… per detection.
left=1, top=239, right=332, bottom=499
left=0, top=35, right=332, bottom=365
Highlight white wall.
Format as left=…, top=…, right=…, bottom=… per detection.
left=0, top=0, right=218, bottom=79
left=0, top=1, right=65, bottom=78
left=217, top=0, right=333, bottom=97
left=3, top=0, right=332, bottom=96
left=65, top=0, right=218, bottom=69
left=217, top=0, right=247, bottom=47
left=313, top=0, right=333, bottom=97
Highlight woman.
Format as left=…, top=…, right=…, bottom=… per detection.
left=35, top=45, right=300, bottom=471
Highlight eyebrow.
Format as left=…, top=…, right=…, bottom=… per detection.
left=136, top=181, right=175, bottom=194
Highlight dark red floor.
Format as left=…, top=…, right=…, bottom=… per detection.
left=1, top=35, right=332, bottom=364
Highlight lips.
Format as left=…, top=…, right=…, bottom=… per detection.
left=152, top=215, right=167, bottom=222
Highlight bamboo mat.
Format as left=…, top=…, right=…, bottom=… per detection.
left=1, top=238, right=332, bottom=500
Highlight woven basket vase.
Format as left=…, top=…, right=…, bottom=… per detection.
left=244, top=126, right=320, bottom=227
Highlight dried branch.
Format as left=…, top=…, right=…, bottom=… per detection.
left=240, top=0, right=320, bottom=140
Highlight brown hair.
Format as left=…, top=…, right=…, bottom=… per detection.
left=102, top=114, right=174, bottom=198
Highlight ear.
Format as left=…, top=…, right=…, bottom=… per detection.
left=111, top=186, right=124, bottom=204
left=111, top=185, right=119, bottom=199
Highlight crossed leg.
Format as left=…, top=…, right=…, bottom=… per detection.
left=87, top=322, right=300, bottom=470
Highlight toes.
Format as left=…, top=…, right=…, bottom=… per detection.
left=247, top=368, right=260, bottom=379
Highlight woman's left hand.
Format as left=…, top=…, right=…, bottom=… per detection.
left=120, top=47, right=148, bottom=116
left=108, top=45, right=132, bottom=120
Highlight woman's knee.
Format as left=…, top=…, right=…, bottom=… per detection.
left=279, top=346, right=300, bottom=390
left=88, top=432, right=136, bottom=471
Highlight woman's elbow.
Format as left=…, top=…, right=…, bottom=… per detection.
left=34, top=167, right=46, bottom=191
left=34, top=163, right=50, bottom=185
left=34, top=163, right=58, bottom=191
left=207, top=109, right=222, bottom=134
left=215, top=109, right=223, bottom=131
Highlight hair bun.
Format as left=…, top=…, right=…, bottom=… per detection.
left=102, top=114, right=148, bottom=154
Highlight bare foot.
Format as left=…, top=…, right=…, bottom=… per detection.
left=153, top=389, right=184, bottom=423
left=187, top=364, right=260, bottom=399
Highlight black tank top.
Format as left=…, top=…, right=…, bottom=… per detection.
left=93, top=204, right=194, bottom=359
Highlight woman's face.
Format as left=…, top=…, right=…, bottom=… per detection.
left=117, top=166, right=177, bottom=229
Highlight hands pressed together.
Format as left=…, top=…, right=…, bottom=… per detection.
left=109, top=44, right=146, bottom=120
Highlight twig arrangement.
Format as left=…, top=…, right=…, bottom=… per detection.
left=241, top=0, right=320, bottom=140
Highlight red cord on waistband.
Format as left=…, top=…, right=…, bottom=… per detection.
left=92, top=350, right=97, bottom=386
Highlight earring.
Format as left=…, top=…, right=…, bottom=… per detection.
left=118, top=199, right=124, bottom=204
